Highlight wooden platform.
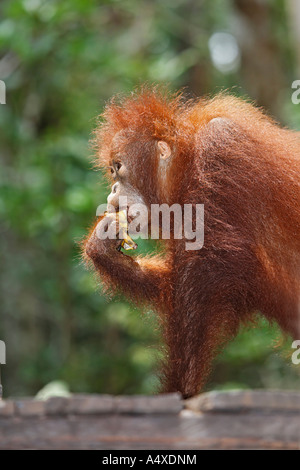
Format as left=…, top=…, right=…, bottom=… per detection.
left=0, top=390, right=299, bottom=450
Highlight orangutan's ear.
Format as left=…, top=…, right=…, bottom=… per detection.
left=157, top=141, right=171, bottom=160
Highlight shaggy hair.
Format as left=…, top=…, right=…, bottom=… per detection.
left=85, top=87, right=300, bottom=397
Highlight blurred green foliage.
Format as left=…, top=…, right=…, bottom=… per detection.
left=0, top=0, right=299, bottom=397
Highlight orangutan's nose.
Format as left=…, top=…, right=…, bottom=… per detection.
left=107, top=182, right=120, bottom=207
left=111, top=183, right=118, bottom=194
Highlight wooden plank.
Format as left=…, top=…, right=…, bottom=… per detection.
left=185, top=390, right=300, bottom=412
left=0, top=391, right=298, bottom=450
left=0, top=411, right=298, bottom=450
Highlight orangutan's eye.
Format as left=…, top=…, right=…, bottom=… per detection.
left=115, top=162, right=122, bottom=172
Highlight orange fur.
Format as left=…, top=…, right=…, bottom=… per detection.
left=85, top=87, right=300, bottom=397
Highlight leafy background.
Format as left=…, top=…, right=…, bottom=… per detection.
left=0, top=0, right=299, bottom=397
